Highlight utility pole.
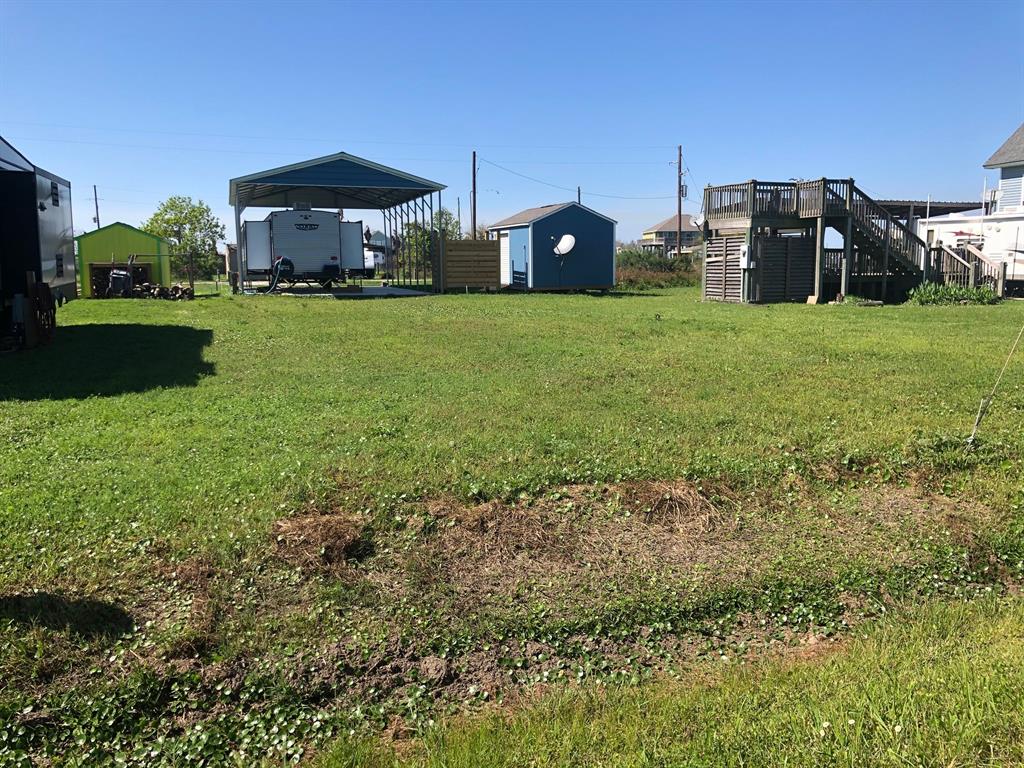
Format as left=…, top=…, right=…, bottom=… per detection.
left=676, top=145, right=683, bottom=260
left=457, top=196, right=462, bottom=237
left=471, top=150, right=477, bottom=240
left=93, top=185, right=101, bottom=230
left=577, top=186, right=581, bottom=204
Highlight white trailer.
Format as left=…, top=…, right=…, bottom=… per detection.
left=918, top=209, right=1024, bottom=295
left=241, top=207, right=365, bottom=284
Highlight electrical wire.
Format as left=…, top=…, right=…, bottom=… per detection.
left=2, top=120, right=678, bottom=152
left=480, top=158, right=676, bottom=201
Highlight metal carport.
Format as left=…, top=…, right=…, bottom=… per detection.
left=228, top=152, right=446, bottom=291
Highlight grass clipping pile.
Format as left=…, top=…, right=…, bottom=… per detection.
left=272, top=511, right=369, bottom=569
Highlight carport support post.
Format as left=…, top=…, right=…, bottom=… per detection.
left=436, top=190, right=445, bottom=292
left=233, top=203, right=245, bottom=290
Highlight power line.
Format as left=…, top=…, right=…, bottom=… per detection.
left=6, top=136, right=671, bottom=169
left=480, top=158, right=676, bottom=201
left=2, top=120, right=678, bottom=152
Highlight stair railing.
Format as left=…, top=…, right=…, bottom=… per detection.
left=847, top=185, right=927, bottom=273
left=962, top=243, right=1007, bottom=295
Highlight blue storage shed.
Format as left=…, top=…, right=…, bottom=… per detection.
left=487, top=202, right=616, bottom=290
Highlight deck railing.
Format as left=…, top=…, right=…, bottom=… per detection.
left=704, top=178, right=853, bottom=220
left=705, top=178, right=927, bottom=275
left=704, top=182, right=755, bottom=219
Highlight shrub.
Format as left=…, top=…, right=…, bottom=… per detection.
left=616, top=267, right=697, bottom=290
left=616, top=248, right=698, bottom=290
left=907, top=282, right=1002, bottom=306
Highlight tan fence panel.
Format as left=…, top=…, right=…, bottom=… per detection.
left=441, top=239, right=500, bottom=292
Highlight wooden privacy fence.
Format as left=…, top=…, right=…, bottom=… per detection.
left=437, top=238, right=500, bottom=292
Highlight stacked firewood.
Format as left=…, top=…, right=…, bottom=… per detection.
left=129, top=283, right=194, bottom=300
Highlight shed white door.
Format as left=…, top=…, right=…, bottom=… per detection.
left=499, top=232, right=510, bottom=285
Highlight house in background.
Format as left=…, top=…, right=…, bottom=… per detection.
left=487, top=202, right=616, bottom=290
left=914, top=121, right=1024, bottom=294
left=75, top=222, right=173, bottom=298
left=639, top=213, right=701, bottom=258
left=986, top=122, right=1024, bottom=214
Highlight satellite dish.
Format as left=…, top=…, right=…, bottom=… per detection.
left=553, top=234, right=575, bottom=256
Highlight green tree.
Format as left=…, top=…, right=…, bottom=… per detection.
left=397, top=207, right=463, bottom=275
left=433, top=207, right=462, bottom=240
left=141, top=196, right=226, bottom=279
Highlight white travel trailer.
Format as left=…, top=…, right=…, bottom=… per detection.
left=916, top=122, right=1024, bottom=295
left=242, top=206, right=364, bottom=286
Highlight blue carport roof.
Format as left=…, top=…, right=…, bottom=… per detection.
left=229, top=151, right=445, bottom=210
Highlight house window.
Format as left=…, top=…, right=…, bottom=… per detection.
left=50, top=181, right=59, bottom=207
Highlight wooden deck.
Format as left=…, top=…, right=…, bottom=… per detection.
left=702, top=179, right=1006, bottom=303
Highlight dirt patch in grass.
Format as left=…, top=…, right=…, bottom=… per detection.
left=283, top=478, right=1006, bottom=723
left=362, top=479, right=997, bottom=627
left=379, top=481, right=748, bottom=616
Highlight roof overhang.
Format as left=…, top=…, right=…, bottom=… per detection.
left=229, top=151, right=445, bottom=210
left=487, top=201, right=617, bottom=230
left=876, top=200, right=981, bottom=219
left=0, top=135, right=33, bottom=173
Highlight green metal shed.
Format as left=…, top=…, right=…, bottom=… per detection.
left=75, top=222, right=173, bottom=298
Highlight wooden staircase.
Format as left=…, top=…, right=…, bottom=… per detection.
left=705, top=178, right=930, bottom=300
left=840, top=184, right=924, bottom=278
left=704, top=178, right=1008, bottom=303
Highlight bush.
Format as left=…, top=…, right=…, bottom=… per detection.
left=616, top=267, right=697, bottom=290
left=616, top=248, right=698, bottom=290
left=907, top=282, right=1002, bottom=306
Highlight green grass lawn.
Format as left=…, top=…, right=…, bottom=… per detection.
left=1, top=286, right=1023, bottom=765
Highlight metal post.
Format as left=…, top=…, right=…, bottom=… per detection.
left=415, top=198, right=422, bottom=286
left=471, top=150, right=477, bottom=240
left=396, top=203, right=403, bottom=286
left=233, top=203, right=245, bottom=291
left=383, top=206, right=390, bottom=282
left=417, top=198, right=424, bottom=285
left=93, top=185, right=101, bottom=230
left=421, top=196, right=428, bottom=286
left=427, top=192, right=435, bottom=289
left=405, top=202, right=411, bottom=286
left=385, top=206, right=392, bottom=283
left=437, top=189, right=444, bottom=292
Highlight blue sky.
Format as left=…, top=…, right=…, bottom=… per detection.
left=2, top=0, right=1022, bottom=242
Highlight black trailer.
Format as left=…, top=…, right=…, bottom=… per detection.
left=1, top=135, right=77, bottom=336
